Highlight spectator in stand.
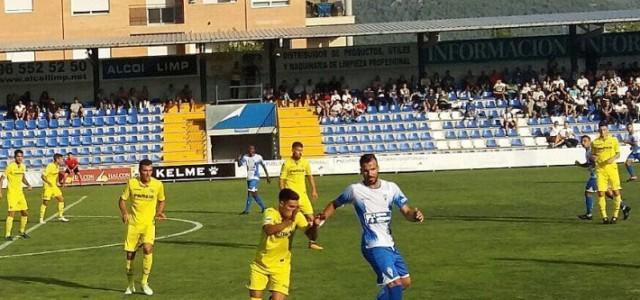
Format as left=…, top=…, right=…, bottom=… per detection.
left=39, top=91, right=51, bottom=112
left=354, top=99, right=366, bottom=117
left=47, top=99, right=59, bottom=120
left=329, top=98, right=343, bottom=118
left=116, top=86, right=128, bottom=109
left=502, top=106, right=517, bottom=131
left=613, top=99, right=629, bottom=124
left=560, top=122, right=579, bottom=148
left=599, top=98, right=614, bottom=124
left=577, top=73, right=589, bottom=90
left=341, top=90, right=352, bottom=104
left=178, top=84, right=196, bottom=112
left=330, top=90, right=341, bottom=103
left=548, top=121, right=564, bottom=148
left=139, top=86, right=150, bottom=110
left=462, top=98, right=477, bottom=121
left=399, top=83, right=411, bottom=107
left=436, top=89, right=451, bottom=110
left=519, top=82, right=532, bottom=100
left=388, top=84, right=398, bottom=106
left=69, top=97, right=84, bottom=119
left=343, top=98, right=355, bottom=119
left=292, top=79, right=305, bottom=102
left=523, top=95, right=535, bottom=118
left=493, top=79, right=507, bottom=100
left=263, top=87, right=275, bottom=103
left=127, top=87, right=139, bottom=111
left=26, top=101, right=39, bottom=120
left=163, top=84, right=177, bottom=102
left=14, top=100, right=26, bottom=120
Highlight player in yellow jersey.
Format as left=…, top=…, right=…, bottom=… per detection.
left=247, top=188, right=318, bottom=300
left=591, top=121, right=624, bottom=224
left=118, top=159, right=166, bottom=296
left=0, top=150, right=33, bottom=240
left=39, top=153, right=69, bottom=224
left=279, top=141, right=323, bottom=250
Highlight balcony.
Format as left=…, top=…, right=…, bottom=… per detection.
left=129, top=4, right=184, bottom=26
left=305, top=0, right=355, bottom=26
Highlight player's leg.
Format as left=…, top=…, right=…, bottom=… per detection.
left=251, top=191, right=266, bottom=213
left=248, top=263, right=269, bottom=300
left=5, top=210, right=16, bottom=240
left=124, top=226, right=141, bottom=294
left=363, top=247, right=404, bottom=300
left=19, top=209, right=29, bottom=238
left=609, top=169, right=623, bottom=223
left=75, top=169, right=82, bottom=185
left=579, top=179, right=596, bottom=220
left=55, top=194, right=68, bottom=222
left=269, top=265, right=290, bottom=300
left=595, top=170, right=609, bottom=223
left=39, top=199, right=49, bottom=224
left=298, top=193, right=322, bottom=250
left=625, top=156, right=637, bottom=181
left=241, top=181, right=256, bottom=214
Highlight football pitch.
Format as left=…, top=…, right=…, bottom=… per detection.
left=0, top=165, right=639, bottom=299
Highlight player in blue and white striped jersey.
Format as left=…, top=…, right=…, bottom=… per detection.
left=624, top=123, right=640, bottom=182
left=237, top=145, right=270, bottom=215
left=315, top=154, right=424, bottom=300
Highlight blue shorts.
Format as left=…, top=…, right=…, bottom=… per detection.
left=627, top=153, right=640, bottom=162
left=247, top=179, right=260, bottom=192
left=585, top=177, right=597, bottom=193
left=362, top=247, right=409, bottom=286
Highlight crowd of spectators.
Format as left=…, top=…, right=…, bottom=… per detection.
left=4, top=91, right=83, bottom=121
left=267, top=60, right=640, bottom=128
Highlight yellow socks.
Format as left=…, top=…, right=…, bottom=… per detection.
left=141, top=253, right=153, bottom=285
left=597, top=194, right=607, bottom=218
left=5, top=216, right=13, bottom=237
left=251, top=298, right=262, bottom=300
left=126, top=259, right=134, bottom=286
left=612, top=195, right=622, bottom=218
left=58, top=202, right=65, bottom=218
left=39, top=204, right=47, bottom=220
left=19, top=217, right=27, bottom=233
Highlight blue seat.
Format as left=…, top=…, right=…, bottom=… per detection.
left=507, top=129, right=517, bottom=136
left=420, top=132, right=432, bottom=140
left=479, top=120, right=490, bottom=128
left=323, top=137, right=334, bottom=144
left=357, top=125, right=369, bottom=134
left=370, top=125, right=382, bottom=133
left=36, top=119, right=47, bottom=129
left=399, top=143, right=411, bottom=152
left=105, top=116, right=115, bottom=126
left=335, top=127, right=346, bottom=135
left=470, top=130, right=481, bottom=138
left=476, top=102, right=485, bottom=109
left=408, top=133, right=419, bottom=141
left=350, top=145, right=362, bottom=154
left=458, top=131, right=469, bottom=139
left=566, top=116, right=576, bottom=124
left=496, top=100, right=507, bottom=108
left=403, top=114, right=415, bottom=122
left=128, top=136, right=138, bottom=144
left=114, top=145, right=126, bottom=154
left=455, top=121, right=465, bottom=129
left=466, top=120, right=478, bottom=128
left=443, top=122, right=454, bottom=129
left=79, top=147, right=90, bottom=155
left=71, top=118, right=82, bottom=127
left=126, top=155, right=137, bottom=163
left=418, top=123, right=429, bottom=131
left=114, top=156, right=126, bottom=164
left=375, top=144, right=387, bottom=152
left=335, top=136, right=347, bottom=144
left=81, top=136, right=92, bottom=146
left=348, top=136, right=358, bottom=144
left=363, top=144, right=375, bottom=152
left=486, top=100, right=496, bottom=108
left=79, top=157, right=91, bottom=165
left=511, top=139, right=524, bottom=147
left=152, top=135, right=162, bottom=143
left=105, top=127, right=116, bottom=136
left=91, top=146, right=102, bottom=154
left=489, top=110, right=499, bottom=118
left=70, top=129, right=81, bottom=137
left=151, top=145, right=162, bottom=153
left=59, top=118, right=69, bottom=127
left=384, top=134, right=395, bottom=142
left=49, top=119, right=59, bottom=128
left=322, top=127, right=334, bottom=135
left=577, top=116, right=589, bottom=123
left=387, top=144, right=399, bottom=152
left=140, top=116, right=150, bottom=124
left=406, top=123, right=417, bottom=131
left=373, top=135, right=383, bottom=143
left=102, top=146, right=114, bottom=155
left=583, top=125, right=594, bottom=133
left=15, top=120, right=25, bottom=130
left=59, top=130, right=69, bottom=137
left=573, top=126, right=581, bottom=134
left=482, top=130, right=493, bottom=138
left=368, top=115, right=380, bottom=123
left=337, top=145, right=350, bottom=154
left=397, top=133, right=407, bottom=142
left=394, top=124, right=406, bottom=132
left=93, top=117, right=104, bottom=126
left=320, top=117, right=329, bottom=125
left=412, top=142, right=423, bottom=151
left=36, top=138, right=46, bottom=148
left=416, top=113, right=427, bottom=121
left=392, top=114, right=402, bottom=122
left=92, top=157, right=102, bottom=165
left=83, top=118, right=93, bottom=127
left=360, top=135, right=371, bottom=143
left=378, top=105, right=388, bottom=114
left=58, top=137, right=69, bottom=147
left=152, top=126, right=162, bottom=133
left=423, top=141, right=436, bottom=150
left=367, top=106, right=377, bottom=114
left=540, top=118, right=552, bottom=125
left=26, top=120, right=37, bottom=130
left=13, top=140, right=23, bottom=148
left=46, top=138, right=57, bottom=147
left=532, top=127, right=543, bottom=136
left=127, top=145, right=137, bottom=153
left=486, top=139, right=498, bottom=147
left=382, top=124, right=393, bottom=132
left=116, top=115, right=127, bottom=125
left=93, top=137, right=104, bottom=145
left=446, top=131, right=457, bottom=139
left=325, top=146, right=337, bottom=155
left=0, top=161, right=6, bottom=169
left=381, top=115, right=391, bottom=123
left=495, top=129, right=506, bottom=137
left=528, top=118, right=539, bottom=126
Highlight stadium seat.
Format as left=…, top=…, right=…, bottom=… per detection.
left=384, top=134, right=395, bottom=142
left=93, top=137, right=104, bottom=145
left=479, top=120, right=490, bottom=128
left=458, top=131, right=469, bottom=139
left=406, top=123, right=417, bottom=131
left=322, top=127, right=333, bottom=135
left=152, top=126, right=162, bottom=133
left=392, top=114, right=402, bottom=122
left=511, top=139, right=524, bottom=147
left=350, top=145, right=362, bottom=154
left=367, top=106, right=377, bottom=114
left=486, top=100, right=496, bottom=108
left=348, top=136, right=358, bottom=144
left=486, top=139, right=498, bottom=148
left=461, top=140, right=474, bottom=149
left=46, top=138, right=57, bottom=147
left=448, top=140, right=462, bottom=150
left=394, top=124, right=406, bottom=132
left=482, top=130, right=493, bottom=138
left=128, top=136, right=138, bottom=144
left=58, top=137, right=69, bottom=147
left=128, top=115, right=138, bottom=124
left=443, top=122, right=454, bottom=129
left=436, top=141, right=449, bottom=150
left=495, top=129, right=506, bottom=137
left=397, top=133, right=407, bottom=142
left=364, top=145, right=375, bottom=153
left=114, top=145, right=126, bottom=154
left=360, top=135, right=371, bottom=143
left=103, top=156, right=114, bottom=164
left=418, top=123, right=429, bottom=131
left=79, top=147, right=90, bottom=156
left=403, top=114, right=415, bottom=122
left=78, top=157, right=90, bottom=165
left=93, top=117, right=105, bottom=127
left=408, top=133, right=419, bottom=141
left=370, top=125, right=382, bottom=133
left=470, top=130, right=481, bottom=138
left=335, top=127, right=346, bottom=135
left=400, top=142, right=414, bottom=151
left=445, top=131, right=457, bottom=139
left=420, top=132, right=432, bottom=140
left=387, top=144, right=399, bottom=152
left=540, top=118, right=552, bottom=125
left=34, top=138, right=45, bottom=148
left=114, top=156, right=126, bottom=164
left=497, top=138, right=511, bottom=147
left=373, top=144, right=386, bottom=152
left=381, top=115, right=392, bottom=123
left=582, top=125, right=594, bottom=133
left=368, top=115, right=380, bottom=123
left=126, top=155, right=137, bottom=163
left=13, top=139, right=23, bottom=148
left=347, top=126, right=357, bottom=134
left=411, top=142, right=423, bottom=151
left=455, top=121, right=465, bottom=129
left=357, top=125, right=369, bottom=134
left=104, top=127, right=115, bottom=136
left=378, top=105, right=388, bottom=114
left=422, top=141, right=435, bottom=151
left=577, top=116, right=589, bottom=123
left=535, top=137, right=549, bottom=146
left=507, top=128, right=517, bottom=136
left=335, top=136, right=347, bottom=144
left=323, top=137, right=334, bottom=144
left=355, top=115, right=366, bottom=123
left=416, top=113, right=427, bottom=121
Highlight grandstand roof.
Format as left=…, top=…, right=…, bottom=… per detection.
left=2, top=9, right=640, bottom=52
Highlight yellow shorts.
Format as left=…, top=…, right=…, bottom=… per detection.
left=42, top=187, right=63, bottom=201
left=124, top=224, right=155, bottom=252
left=247, top=262, right=290, bottom=296
left=7, top=192, right=27, bottom=212
left=297, top=193, right=314, bottom=216
left=596, top=165, right=621, bottom=192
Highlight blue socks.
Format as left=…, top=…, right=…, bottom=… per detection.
left=626, top=164, right=636, bottom=177
left=585, top=194, right=594, bottom=215
left=243, top=195, right=266, bottom=213
left=377, top=285, right=403, bottom=300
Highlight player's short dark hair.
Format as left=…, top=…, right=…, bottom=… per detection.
left=291, top=141, right=303, bottom=149
left=581, top=135, right=591, bottom=141
left=139, top=159, right=153, bottom=169
left=279, top=188, right=299, bottom=202
left=53, top=153, right=63, bottom=160
left=66, top=152, right=73, bottom=156
left=598, top=121, right=608, bottom=128
left=359, top=154, right=378, bottom=166
left=14, top=149, right=23, bottom=157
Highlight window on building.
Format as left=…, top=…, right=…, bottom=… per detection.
left=147, top=45, right=177, bottom=56
left=203, top=0, right=237, bottom=4
left=71, top=0, right=109, bottom=15
left=6, top=51, right=35, bottom=62
left=4, top=0, right=33, bottom=13
left=148, top=7, right=175, bottom=24
left=251, top=0, right=288, bottom=8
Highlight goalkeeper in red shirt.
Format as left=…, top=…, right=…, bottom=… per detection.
left=61, top=152, right=82, bottom=186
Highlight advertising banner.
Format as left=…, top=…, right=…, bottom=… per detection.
left=153, top=163, right=236, bottom=181
left=102, top=55, right=198, bottom=79
left=0, top=60, right=91, bottom=85
left=64, top=167, right=132, bottom=186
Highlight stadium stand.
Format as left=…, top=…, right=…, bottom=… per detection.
left=0, top=106, right=164, bottom=169
left=162, top=104, right=207, bottom=163
left=278, top=107, right=325, bottom=157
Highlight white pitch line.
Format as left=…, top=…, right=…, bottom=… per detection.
left=0, top=195, right=88, bottom=251
left=0, top=216, right=203, bottom=259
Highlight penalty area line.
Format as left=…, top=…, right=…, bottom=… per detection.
left=0, top=216, right=203, bottom=259
left=0, top=195, right=88, bottom=252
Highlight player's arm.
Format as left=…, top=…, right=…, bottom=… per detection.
left=307, top=174, right=318, bottom=200
left=41, top=172, right=52, bottom=187
left=22, top=174, right=32, bottom=190
left=574, top=160, right=590, bottom=168
left=118, top=198, right=129, bottom=224
left=263, top=219, right=294, bottom=235
left=260, top=161, right=271, bottom=183
left=0, top=175, right=4, bottom=198
left=155, top=200, right=166, bottom=221
left=279, top=163, right=287, bottom=190
left=399, top=204, right=424, bottom=222
left=607, top=140, right=621, bottom=164
left=235, top=155, right=244, bottom=167
left=316, top=200, right=339, bottom=224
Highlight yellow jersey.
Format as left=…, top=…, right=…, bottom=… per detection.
left=42, top=163, right=60, bottom=190
left=592, top=135, right=620, bottom=167
left=120, top=177, right=165, bottom=226
left=5, top=162, right=26, bottom=196
left=280, top=158, right=311, bottom=193
left=253, top=208, right=308, bottom=270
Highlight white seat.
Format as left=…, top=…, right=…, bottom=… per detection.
left=451, top=111, right=463, bottom=119
left=535, top=137, right=549, bottom=146
left=498, top=138, right=511, bottom=147
left=448, top=140, right=462, bottom=150
left=432, top=131, right=445, bottom=140
left=518, top=128, right=531, bottom=137
left=517, top=119, right=528, bottom=127
left=523, top=137, right=536, bottom=147
left=461, top=140, right=474, bottom=149
left=439, top=112, right=452, bottom=120
left=472, top=139, right=486, bottom=149
left=436, top=141, right=449, bottom=150
left=430, top=121, right=442, bottom=130
left=426, top=112, right=439, bottom=121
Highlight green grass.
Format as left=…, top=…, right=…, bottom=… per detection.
left=1, top=165, right=640, bottom=299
